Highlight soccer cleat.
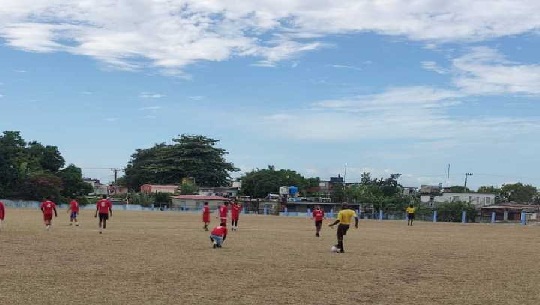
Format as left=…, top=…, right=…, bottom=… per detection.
left=316, top=233, right=320, bottom=237
left=213, top=241, right=217, bottom=249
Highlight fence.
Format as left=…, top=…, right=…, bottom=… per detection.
left=2, top=199, right=536, bottom=225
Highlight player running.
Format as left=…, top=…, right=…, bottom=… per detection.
left=94, top=195, right=112, bottom=234
left=40, top=198, right=58, bottom=231
left=209, top=223, right=228, bottom=249
left=202, top=202, right=210, bottom=231
left=328, top=204, right=358, bottom=253
left=406, top=204, right=416, bottom=226
left=231, top=201, right=241, bottom=231
left=312, top=205, right=325, bottom=237
left=68, top=197, right=80, bottom=226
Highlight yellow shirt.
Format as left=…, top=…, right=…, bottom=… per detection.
left=406, top=207, right=416, bottom=214
left=337, top=209, right=357, bottom=225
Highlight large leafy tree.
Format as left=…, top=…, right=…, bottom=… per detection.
left=0, top=131, right=90, bottom=200
left=240, top=166, right=311, bottom=199
left=123, top=135, right=238, bottom=190
left=500, top=183, right=537, bottom=203
left=58, top=164, right=93, bottom=197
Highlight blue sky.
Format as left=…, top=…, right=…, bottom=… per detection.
left=0, top=1, right=539, bottom=189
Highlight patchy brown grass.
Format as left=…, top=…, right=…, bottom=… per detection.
left=1, top=209, right=539, bottom=305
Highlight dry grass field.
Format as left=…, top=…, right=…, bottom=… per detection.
left=1, top=209, right=539, bottom=305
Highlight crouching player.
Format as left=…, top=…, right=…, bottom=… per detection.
left=210, top=223, right=228, bottom=249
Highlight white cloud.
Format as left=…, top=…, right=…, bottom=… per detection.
left=139, top=106, right=162, bottom=111
left=14, top=69, right=27, bottom=73
left=256, top=86, right=539, bottom=143
left=421, top=61, right=447, bottom=74
left=105, top=117, right=118, bottom=122
left=452, top=47, right=540, bottom=95
left=188, top=96, right=205, bottom=101
left=2, top=1, right=539, bottom=72
left=329, top=64, right=362, bottom=71
left=139, top=92, right=165, bottom=99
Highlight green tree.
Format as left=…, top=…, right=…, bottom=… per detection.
left=500, top=183, right=537, bottom=203
left=180, top=182, right=198, bottom=195
left=123, top=135, right=238, bottom=190
left=58, top=164, right=93, bottom=197
left=436, top=201, right=476, bottom=222
left=446, top=186, right=471, bottom=193
left=17, top=172, right=63, bottom=201
left=240, top=166, right=308, bottom=199
left=0, top=131, right=88, bottom=200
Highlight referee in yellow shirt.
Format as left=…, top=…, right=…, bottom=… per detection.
left=329, top=204, right=358, bottom=253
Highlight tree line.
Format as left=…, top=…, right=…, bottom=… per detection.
left=0, top=131, right=92, bottom=202
left=2, top=130, right=539, bottom=207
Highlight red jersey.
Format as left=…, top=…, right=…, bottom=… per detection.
left=231, top=204, right=241, bottom=220
left=0, top=201, right=5, bottom=220
left=211, top=225, right=228, bottom=237
left=218, top=205, right=228, bottom=219
left=40, top=200, right=56, bottom=215
left=202, top=205, right=210, bottom=222
left=312, top=209, right=325, bottom=221
left=96, top=199, right=112, bottom=214
left=69, top=200, right=80, bottom=213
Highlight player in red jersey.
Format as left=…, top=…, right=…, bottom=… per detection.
left=0, top=201, right=5, bottom=231
left=40, top=198, right=58, bottom=231
left=210, top=223, right=228, bottom=248
left=231, top=201, right=241, bottom=231
left=68, top=197, right=80, bottom=226
left=94, top=195, right=112, bottom=234
left=312, top=205, right=325, bottom=237
left=202, top=202, right=211, bottom=231
left=216, top=201, right=229, bottom=226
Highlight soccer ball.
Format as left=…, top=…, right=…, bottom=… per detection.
left=331, top=246, right=339, bottom=253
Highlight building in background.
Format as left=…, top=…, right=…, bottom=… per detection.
left=140, top=184, right=179, bottom=194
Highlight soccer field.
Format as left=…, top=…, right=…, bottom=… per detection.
left=1, top=210, right=539, bottom=305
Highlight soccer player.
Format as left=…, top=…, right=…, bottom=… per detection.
left=231, top=201, right=241, bottom=231
left=94, top=195, right=112, bottom=234
left=40, top=197, right=58, bottom=231
left=328, top=204, right=358, bottom=253
left=217, top=201, right=229, bottom=226
left=68, top=197, right=80, bottom=226
left=312, top=205, right=325, bottom=237
left=406, top=204, right=416, bottom=226
left=0, top=200, right=5, bottom=231
left=209, top=223, right=228, bottom=249
left=202, top=202, right=210, bottom=231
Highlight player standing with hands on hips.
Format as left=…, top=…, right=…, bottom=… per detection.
left=328, top=204, right=358, bottom=253
left=95, top=195, right=112, bottom=234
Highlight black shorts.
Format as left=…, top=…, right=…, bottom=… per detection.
left=315, top=220, right=323, bottom=227
left=99, top=213, right=109, bottom=221
left=337, top=224, right=350, bottom=237
left=408, top=213, right=415, bottom=220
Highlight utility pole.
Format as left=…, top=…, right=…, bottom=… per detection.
left=111, top=168, right=121, bottom=185
left=464, top=173, right=473, bottom=190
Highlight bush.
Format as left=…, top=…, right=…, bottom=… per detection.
left=436, top=201, right=476, bottom=222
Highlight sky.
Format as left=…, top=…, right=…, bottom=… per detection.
left=0, top=0, right=539, bottom=189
